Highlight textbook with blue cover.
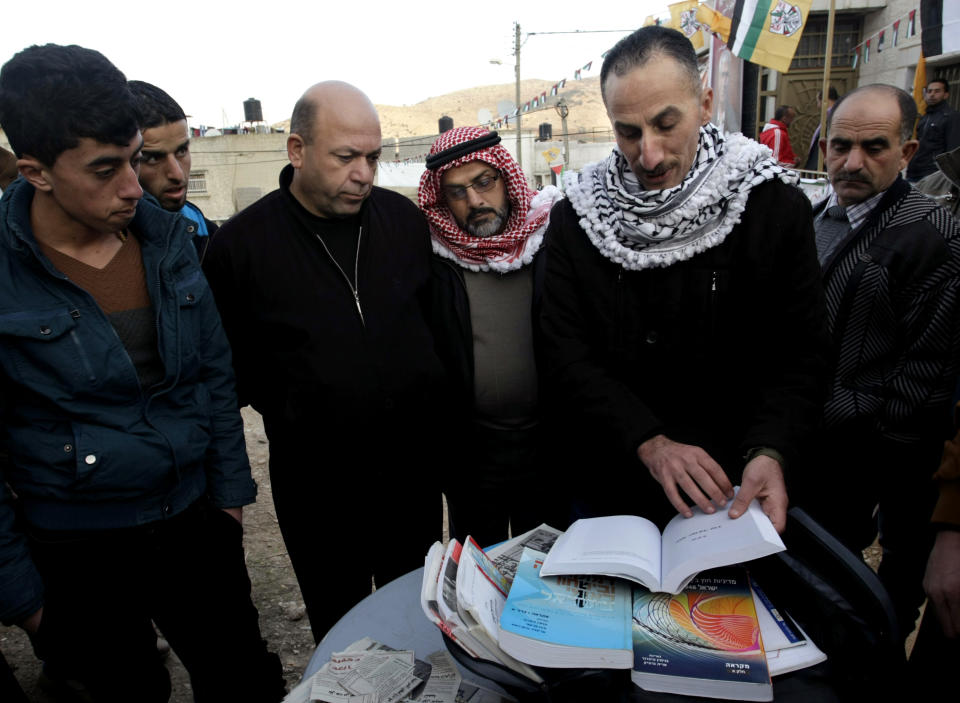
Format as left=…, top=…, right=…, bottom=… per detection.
left=497, top=548, right=633, bottom=669
left=631, top=568, right=773, bottom=701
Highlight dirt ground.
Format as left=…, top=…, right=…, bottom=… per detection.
left=0, top=408, right=316, bottom=702
left=0, top=409, right=917, bottom=701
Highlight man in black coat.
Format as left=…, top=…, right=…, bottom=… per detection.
left=203, top=81, right=447, bottom=642
left=539, top=26, right=829, bottom=532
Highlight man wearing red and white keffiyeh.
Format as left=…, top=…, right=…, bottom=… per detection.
left=419, top=126, right=567, bottom=546
left=419, top=126, right=562, bottom=272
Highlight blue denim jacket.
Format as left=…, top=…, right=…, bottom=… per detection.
left=0, top=177, right=255, bottom=624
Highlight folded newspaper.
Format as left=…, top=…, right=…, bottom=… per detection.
left=284, top=638, right=515, bottom=703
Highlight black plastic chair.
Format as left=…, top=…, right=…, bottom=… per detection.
left=748, top=506, right=904, bottom=698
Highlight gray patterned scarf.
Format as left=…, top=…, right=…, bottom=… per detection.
left=564, top=123, right=797, bottom=270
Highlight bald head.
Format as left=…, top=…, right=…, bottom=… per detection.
left=287, top=81, right=383, bottom=219
left=290, top=81, right=379, bottom=144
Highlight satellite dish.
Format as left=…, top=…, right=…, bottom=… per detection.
left=477, top=108, right=493, bottom=125
left=497, top=100, right=516, bottom=118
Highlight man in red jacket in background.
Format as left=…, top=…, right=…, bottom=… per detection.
left=759, top=105, right=800, bottom=167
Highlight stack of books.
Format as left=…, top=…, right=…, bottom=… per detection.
left=419, top=497, right=827, bottom=701
left=419, top=524, right=563, bottom=682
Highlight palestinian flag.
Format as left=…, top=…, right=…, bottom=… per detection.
left=921, top=0, right=960, bottom=57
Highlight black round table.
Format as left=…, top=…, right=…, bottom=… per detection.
left=303, top=567, right=844, bottom=702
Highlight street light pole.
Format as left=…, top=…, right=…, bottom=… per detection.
left=555, top=98, right=570, bottom=170
left=515, top=21, right=522, bottom=170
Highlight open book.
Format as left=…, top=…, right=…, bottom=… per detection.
left=539, top=493, right=785, bottom=594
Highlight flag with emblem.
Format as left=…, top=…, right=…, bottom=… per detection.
left=542, top=147, right=561, bottom=163
left=669, top=1, right=705, bottom=50
left=728, top=0, right=812, bottom=73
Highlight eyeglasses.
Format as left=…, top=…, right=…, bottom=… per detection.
left=442, top=172, right=500, bottom=201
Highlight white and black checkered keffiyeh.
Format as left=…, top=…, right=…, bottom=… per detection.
left=564, top=123, right=796, bottom=270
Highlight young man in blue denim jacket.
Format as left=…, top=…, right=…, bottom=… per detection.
left=0, top=44, right=284, bottom=702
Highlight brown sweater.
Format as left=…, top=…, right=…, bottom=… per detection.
left=40, top=236, right=163, bottom=388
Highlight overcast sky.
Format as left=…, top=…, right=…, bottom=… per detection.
left=3, top=1, right=663, bottom=128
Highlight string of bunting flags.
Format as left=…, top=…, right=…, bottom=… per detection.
left=440, top=0, right=930, bottom=148
left=850, top=7, right=919, bottom=69
left=482, top=62, right=594, bottom=130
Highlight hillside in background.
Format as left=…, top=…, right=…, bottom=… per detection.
left=274, top=76, right=611, bottom=139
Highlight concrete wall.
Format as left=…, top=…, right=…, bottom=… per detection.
left=855, top=0, right=923, bottom=92
left=188, top=129, right=617, bottom=220
left=187, top=133, right=287, bottom=223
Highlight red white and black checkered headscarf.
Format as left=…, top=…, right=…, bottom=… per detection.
left=418, top=126, right=560, bottom=272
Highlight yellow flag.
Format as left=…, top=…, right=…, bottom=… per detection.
left=913, top=53, right=927, bottom=120
left=696, top=4, right=732, bottom=44
left=542, top=148, right=561, bottom=164
left=669, top=1, right=705, bottom=51
left=728, top=0, right=812, bottom=74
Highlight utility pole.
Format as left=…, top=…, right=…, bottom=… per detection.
left=555, top=98, right=570, bottom=171
left=817, top=0, right=836, bottom=173
left=515, top=21, right=522, bottom=169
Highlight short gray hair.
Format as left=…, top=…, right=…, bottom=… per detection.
left=827, top=84, right=917, bottom=144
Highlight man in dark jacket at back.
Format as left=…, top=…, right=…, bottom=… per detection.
left=0, top=44, right=284, bottom=702
left=204, top=81, right=447, bottom=642
left=907, top=78, right=960, bottom=182
left=418, top=126, right=563, bottom=546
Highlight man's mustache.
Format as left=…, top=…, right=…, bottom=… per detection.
left=468, top=207, right=498, bottom=220
left=833, top=171, right=870, bottom=183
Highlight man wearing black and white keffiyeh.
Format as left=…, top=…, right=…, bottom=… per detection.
left=539, top=26, right=830, bottom=534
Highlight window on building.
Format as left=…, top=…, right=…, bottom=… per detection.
left=188, top=172, right=207, bottom=194
left=791, top=14, right=862, bottom=71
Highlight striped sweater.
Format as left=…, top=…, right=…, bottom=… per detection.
left=818, top=176, right=960, bottom=444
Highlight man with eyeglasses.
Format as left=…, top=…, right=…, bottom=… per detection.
left=418, top=126, right=564, bottom=546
